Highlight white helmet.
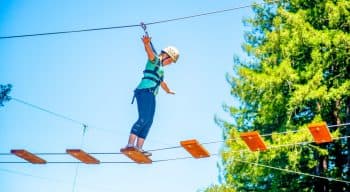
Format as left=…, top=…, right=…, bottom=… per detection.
left=162, top=46, right=179, bottom=63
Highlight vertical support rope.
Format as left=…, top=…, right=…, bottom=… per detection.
left=71, top=125, right=88, bottom=192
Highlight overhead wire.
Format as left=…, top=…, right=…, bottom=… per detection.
left=0, top=0, right=279, bottom=39
left=10, top=94, right=348, bottom=145
left=11, top=97, right=87, bottom=127
left=10, top=96, right=119, bottom=133
left=9, top=96, right=175, bottom=147
left=71, top=125, right=87, bottom=192
left=0, top=24, right=140, bottom=39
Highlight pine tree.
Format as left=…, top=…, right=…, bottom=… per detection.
left=208, top=0, right=350, bottom=191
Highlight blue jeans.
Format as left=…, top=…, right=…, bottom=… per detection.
left=130, top=89, right=156, bottom=139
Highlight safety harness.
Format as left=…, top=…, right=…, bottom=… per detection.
left=142, top=59, right=163, bottom=89
left=131, top=59, right=163, bottom=104
left=132, top=23, right=164, bottom=104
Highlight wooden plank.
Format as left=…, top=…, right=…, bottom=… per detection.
left=240, top=131, right=267, bottom=151
left=11, top=149, right=47, bottom=164
left=180, top=139, right=210, bottom=158
left=120, top=147, right=152, bottom=164
left=308, top=122, right=332, bottom=144
left=66, top=149, right=100, bottom=164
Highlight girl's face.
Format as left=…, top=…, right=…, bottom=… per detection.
left=162, top=54, right=173, bottom=66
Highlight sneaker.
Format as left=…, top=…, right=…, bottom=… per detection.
left=136, top=147, right=152, bottom=156
left=125, top=144, right=134, bottom=148
left=121, top=144, right=134, bottom=152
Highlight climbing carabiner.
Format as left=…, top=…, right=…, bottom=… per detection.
left=140, top=22, right=149, bottom=37
left=140, top=22, right=157, bottom=54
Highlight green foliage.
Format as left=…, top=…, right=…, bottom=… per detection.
left=201, top=184, right=236, bottom=192
left=0, top=84, right=12, bottom=107
left=209, top=0, right=350, bottom=191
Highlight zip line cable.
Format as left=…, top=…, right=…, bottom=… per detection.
left=0, top=1, right=279, bottom=39
left=142, top=3, right=262, bottom=26
left=0, top=23, right=140, bottom=39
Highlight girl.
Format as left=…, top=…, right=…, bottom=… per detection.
left=123, top=35, right=179, bottom=156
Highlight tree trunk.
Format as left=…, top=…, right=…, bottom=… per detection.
left=315, top=151, right=329, bottom=191
left=346, top=98, right=350, bottom=191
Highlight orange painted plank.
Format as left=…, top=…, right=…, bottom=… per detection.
left=11, top=149, right=47, bottom=164
left=308, top=122, right=332, bottom=144
left=120, top=147, right=152, bottom=164
left=66, top=149, right=100, bottom=164
left=180, top=139, right=210, bottom=158
left=240, top=131, right=267, bottom=151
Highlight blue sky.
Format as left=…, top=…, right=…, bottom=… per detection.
left=0, top=1, right=256, bottom=191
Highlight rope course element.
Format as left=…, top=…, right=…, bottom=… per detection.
left=1, top=133, right=350, bottom=163
left=0, top=1, right=279, bottom=39
left=2, top=123, right=350, bottom=184
left=1, top=123, right=350, bottom=158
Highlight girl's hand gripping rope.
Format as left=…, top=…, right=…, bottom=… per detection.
left=142, top=35, right=151, bottom=45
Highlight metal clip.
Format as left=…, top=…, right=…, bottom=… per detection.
left=140, top=22, right=149, bottom=37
